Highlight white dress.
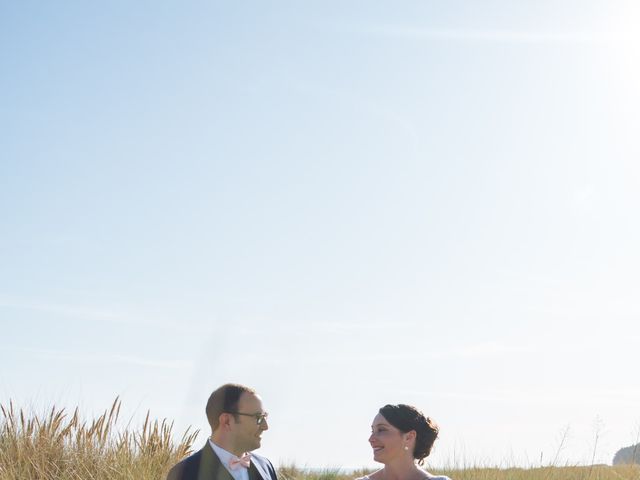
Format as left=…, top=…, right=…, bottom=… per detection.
left=356, top=473, right=451, bottom=480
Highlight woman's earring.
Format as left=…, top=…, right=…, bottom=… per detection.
left=404, top=446, right=409, bottom=451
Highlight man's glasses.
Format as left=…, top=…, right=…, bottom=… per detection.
left=225, top=411, right=269, bottom=425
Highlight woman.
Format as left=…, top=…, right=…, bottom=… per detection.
left=357, top=404, right=451, bottom=480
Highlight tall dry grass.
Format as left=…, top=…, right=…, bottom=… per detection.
left=0, top=398, right=198, bottom=480
left=278, top=464, right=640, bottom=480
left=439, top=464, right=640, bottom=480
left=2, top=399, right=640, bottom=480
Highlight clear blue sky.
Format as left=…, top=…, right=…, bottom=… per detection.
left=2, top=0, right=640, bottom=470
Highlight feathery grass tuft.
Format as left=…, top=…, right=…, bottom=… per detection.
left=0, top=398, right=198, bottom=480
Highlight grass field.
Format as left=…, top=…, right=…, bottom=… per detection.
left=1, top=399, right=638, bottom=480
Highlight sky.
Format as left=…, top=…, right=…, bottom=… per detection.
left=2, top=0, right=640, bottom=471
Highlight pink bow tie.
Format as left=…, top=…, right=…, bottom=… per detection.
left=229, top=453, right=251, bottom=470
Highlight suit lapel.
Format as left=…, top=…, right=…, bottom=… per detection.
left=197, top=443, right=271, bottom=480
left=199, top=443, right=236, bottom=480
left=249, top=458, right=269, bottom=480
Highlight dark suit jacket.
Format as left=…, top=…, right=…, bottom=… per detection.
left=167, top=443, right=278, bottom=480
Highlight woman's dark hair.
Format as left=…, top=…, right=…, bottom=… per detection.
left=379, top=404, right=440, bottom=465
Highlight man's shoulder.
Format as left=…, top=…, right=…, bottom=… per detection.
left=251, top=452, right=273, bottom=466
left=250, top=451, right=277, bottom=479
left=166, top=448, right=205, bottom=480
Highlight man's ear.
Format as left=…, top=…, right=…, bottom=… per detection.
left=219, top=412, right=233, bottom=430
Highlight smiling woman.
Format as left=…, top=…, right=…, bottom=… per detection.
left=356, top=404, right=451, bottom=480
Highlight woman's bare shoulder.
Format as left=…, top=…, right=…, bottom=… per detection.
left=354, top=469, right=451, bottom=480
left=423, top=473, right=451, bottom=480
left=354, top=470, right=384, bottom=480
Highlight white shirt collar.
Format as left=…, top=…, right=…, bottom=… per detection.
left=209, top=439, right=236, bottom=464
left=208, top=439, right=252, bottom=465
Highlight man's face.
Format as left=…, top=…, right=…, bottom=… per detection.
left=230, top=392, right=269, bottom=454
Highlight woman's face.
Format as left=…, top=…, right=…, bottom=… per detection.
left=368, top=413, right=410, bottom=464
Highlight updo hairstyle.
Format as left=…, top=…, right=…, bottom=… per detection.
left=378, top=404, right=439, bottom=465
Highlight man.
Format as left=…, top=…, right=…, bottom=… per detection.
left=167, top=383, right=277, bottom=480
